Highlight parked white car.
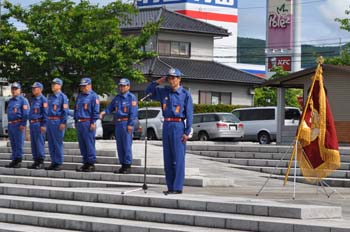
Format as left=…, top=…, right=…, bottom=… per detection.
left=232, top=106, right=301, bottom=144
left=192, top=112, right=244, bottom=141
left=138, top=107, right=163, bottom=140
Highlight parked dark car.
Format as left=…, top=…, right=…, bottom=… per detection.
left=102, top=114, right=142, bottom=140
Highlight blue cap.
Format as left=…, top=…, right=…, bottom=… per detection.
left=167, top=68, right=182, bottom=77
left=31, top=82, right=43, bottom=89
left=118, top=78, right=130, bottom=86
left=11, top=82, right=21, bottom=89
left=80, top=77, right=91, bottom=86
left=52, top=78, right=63, bottom=86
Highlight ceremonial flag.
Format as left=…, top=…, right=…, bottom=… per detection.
left=285, top=63, right=340, bottom=184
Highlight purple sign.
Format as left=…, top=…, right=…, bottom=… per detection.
left=268, top=0, right=293, bottom=49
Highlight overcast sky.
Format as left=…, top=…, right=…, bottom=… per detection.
left=7, top=0, right=350, bottom=46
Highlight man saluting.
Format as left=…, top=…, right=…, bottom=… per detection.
left=146, top=68, right=193, bottom=195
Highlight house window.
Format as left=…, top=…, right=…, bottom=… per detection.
left=199, top=91, right=231, bottom=105
left=158, top=40, right=190, bottom=57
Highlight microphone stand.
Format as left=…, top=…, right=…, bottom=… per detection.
left=121, top=93, right=151, bottom=195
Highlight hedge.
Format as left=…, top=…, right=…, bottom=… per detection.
left=100, top=100, right=247, bottom=114
left=64, top=128, right=77, bottom=142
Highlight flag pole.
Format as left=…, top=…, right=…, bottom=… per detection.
left=283, top=57, right=324, bottom=186
left=293, top=140, right=298, bottom=199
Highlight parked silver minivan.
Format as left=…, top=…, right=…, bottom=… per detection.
left=232, top=106, right=301, bottom=144
left=0, top=96, right=9, bottom=137
left=192, top=112, right=244, bottom=141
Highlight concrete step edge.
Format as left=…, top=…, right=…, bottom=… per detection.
left=0, top=154, right=143, bottom=165
left=0, top=207, right=243, bottom=232
left=0, top=222, right=75, bottom=232
left=0, top=185, right=342, bottom=220
left=0, top=168, right=205, bottom=187
left=0, top=175, right=157, bottom=188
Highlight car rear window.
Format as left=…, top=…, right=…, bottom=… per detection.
left=202, top=114, right=217, bottom=123
left=218, top=114, right=240, bottom=123
left=138, top=110, right=160, bottom=120
left=102, top=114, right=114, bottom=123
left=235, top=109, right=275, bottom=121
left=285, top=108, right=301, bottom=120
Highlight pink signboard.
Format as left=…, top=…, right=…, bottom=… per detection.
left=268, top=0, right=293, bottom=49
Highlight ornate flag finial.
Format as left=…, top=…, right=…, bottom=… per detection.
left=317, top=56, right=324, bottom=64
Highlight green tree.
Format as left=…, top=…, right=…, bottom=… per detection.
left=254, top=66, right=302, bottom=107
left=335, top=7, right=350, bottom=32
left=327, top=7, right=350, bottom=65
left=1, top=0, right=158, bottom=98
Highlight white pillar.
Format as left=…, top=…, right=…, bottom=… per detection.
left=293, top=0, right=302, bottom=72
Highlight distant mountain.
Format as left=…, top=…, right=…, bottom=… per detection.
left=237, top=37, right=346, bottom=68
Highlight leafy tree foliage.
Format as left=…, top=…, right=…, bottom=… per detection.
left=335, top=7, right=350, bottom=32
left=254, top=66, right=302, bottom=108
left=1, top=0, right=158, bottom=98
left=326, top=7, right=350, bottom=65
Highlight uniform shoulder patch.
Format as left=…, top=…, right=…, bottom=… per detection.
left=96, top=99, right=100, bottom=104
left=63, top=104, right=68, bottom=109
left=43, top=102, right=48, bottom=108
left=23, top=105, right=28, bottom=110
left=132, top=101, right=137, bottom=106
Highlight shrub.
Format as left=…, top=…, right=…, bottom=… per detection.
left=64, top=128, right=77, bottom=142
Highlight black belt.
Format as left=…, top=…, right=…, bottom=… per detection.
left=8, top=119, right=22, bottom=124
left=30, top=119, right=43, bottom=123
left=77, top=118, right=90, bottom=122
left=115, top=117, right=128, bottom=122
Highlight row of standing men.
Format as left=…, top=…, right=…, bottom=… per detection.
left=6, top=68, right=193, bottom=194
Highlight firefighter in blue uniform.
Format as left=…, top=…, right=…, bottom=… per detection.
left=28, top=82, right=48, bottom=169
left=100, top=78, right=138, bottom=174
left=74, top=77, right=100, bottom=172
left=146, top=68, right=193, bottom=194
left=6, top=82, right=30, bottom=168
left=46, top=78, right=69, bottom=171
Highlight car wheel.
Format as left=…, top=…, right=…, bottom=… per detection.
left=258, top=131, right=271, bottom=144
left=198, top=131, right=209, bottom=141
left=147, top=128, right=157, bottom=140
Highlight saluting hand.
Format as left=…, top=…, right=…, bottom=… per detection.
left=156, top=77, right=166, bottom=85
left=181, top=134, right=189, bottom=144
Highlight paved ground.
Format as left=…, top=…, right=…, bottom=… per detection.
left=2, top=138, right=350, bottom=220
left=94, top=140, right=350, bottom=220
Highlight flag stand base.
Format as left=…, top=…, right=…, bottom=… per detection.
left=317, top=180, right=346, bottom=199
left=256, top=140, right=296, bottom=197
left=256, top=140, right=345, bottom=200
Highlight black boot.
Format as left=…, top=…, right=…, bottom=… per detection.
left=76, top=163, right=89, bottom=172
left=28, top=160, right=39, bottom=169
left=84, top=163, right=95, bottom=172
left=5, top=158, right=22, bottom=168
left=36, top=158, right=45, bottom=169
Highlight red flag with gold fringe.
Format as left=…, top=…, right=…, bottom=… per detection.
left=286, top=63, right=340, bottom=183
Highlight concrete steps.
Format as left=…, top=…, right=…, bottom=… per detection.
left=0, top=222, right=76, bottom=232
left=187, top=143, right=350, bottom=187
left=0, top=167, right=206, bottom=187
left=0, top=184, right=346, bottom=232
left=204, top=157, right=350, bottom=171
